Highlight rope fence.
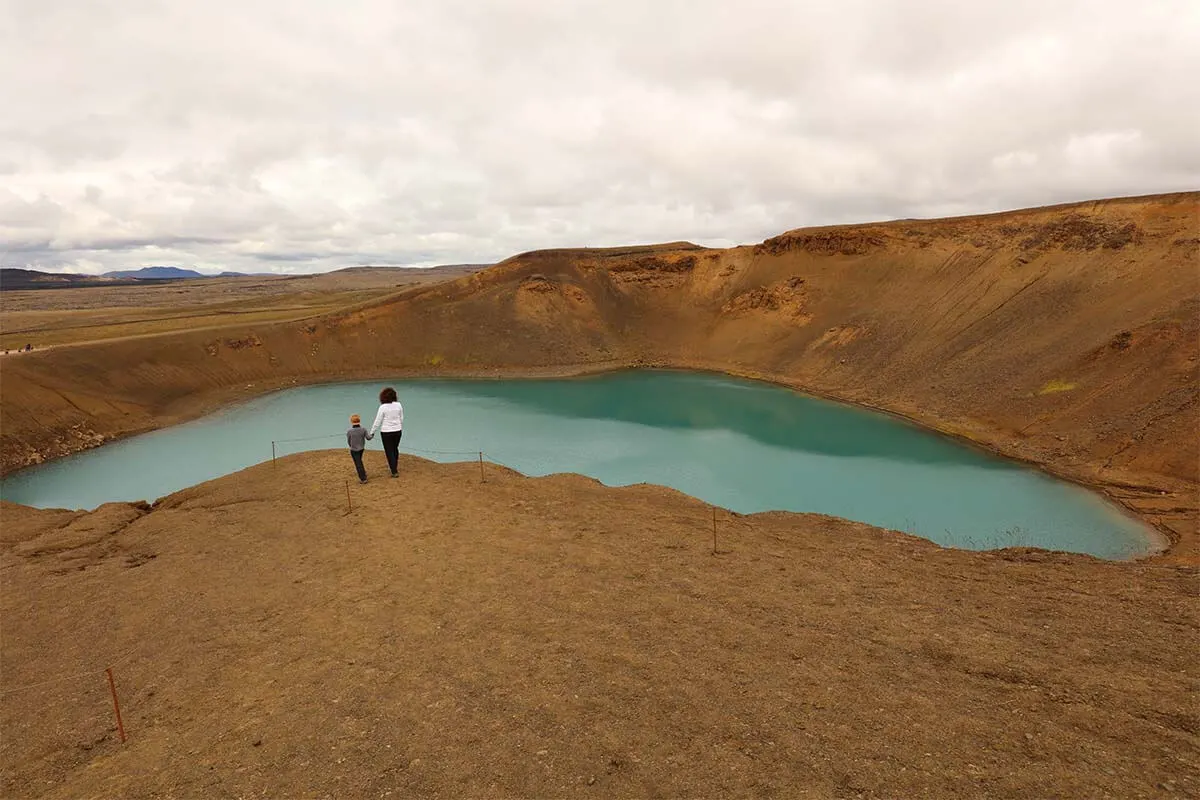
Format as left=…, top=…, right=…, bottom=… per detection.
left=400, top=446, right=484, bottom=456
left=269, top=432, right=490, bottom=494
left=0, top=645, right=139, bottom=696
left=1, top=645, right=141, bottom=749
left=273, top=433, right=342, bottom=444
left=270, top=432, right=485, bottom=472
left=264, top=433, right=755, bottom=532
left=266, top=432, right=750, bottom=543
left=4, top=442, right=751, bottom=763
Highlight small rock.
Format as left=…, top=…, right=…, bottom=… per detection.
left=588, top=776, right=596, bottom=786
left=253, top=739, right=262, bottom=747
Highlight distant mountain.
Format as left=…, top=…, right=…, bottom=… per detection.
left=103, top=266, right=206, bottom=280
left=0, top=268, right=132, bottom=291
left=3, top=264, right=488, bottom=291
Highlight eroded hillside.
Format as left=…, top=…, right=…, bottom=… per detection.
left=2, top=193, right=1197, bottom=555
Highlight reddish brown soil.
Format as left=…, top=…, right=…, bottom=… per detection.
left=1, top=452, right=1196, bottom=799
left=2, top=193, right=1197, bottom=558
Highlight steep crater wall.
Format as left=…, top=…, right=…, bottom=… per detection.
left=2, top=193, right=1197, bottom=556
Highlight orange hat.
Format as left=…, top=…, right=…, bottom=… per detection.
left=350, top=414, right=361, bottom=424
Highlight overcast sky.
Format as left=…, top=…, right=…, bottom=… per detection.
left=2, top=0, right=1197, bottom=275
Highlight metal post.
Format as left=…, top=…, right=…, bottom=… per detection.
left=105, top=667, right=126, bottom=743
left=271, top=441, right=276, bottom=466
left=479, top=451, right=485, bottom=483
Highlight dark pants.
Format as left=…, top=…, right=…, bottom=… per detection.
left=350, top=449, right=367, bottom=481
left=381, top=430, right=403, bottom=475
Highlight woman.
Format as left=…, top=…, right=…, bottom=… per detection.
left=369, top=386, right=404, bottom=477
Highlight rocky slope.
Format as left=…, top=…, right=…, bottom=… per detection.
left=1, top=193, right=1197, bottom=556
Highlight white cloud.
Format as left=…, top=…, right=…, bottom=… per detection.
left=1, top=0, right=1197, bottom=274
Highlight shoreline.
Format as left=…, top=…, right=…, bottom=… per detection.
left=1, top=361, right=1175, bottom=561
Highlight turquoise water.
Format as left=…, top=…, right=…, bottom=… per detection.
left=0, top=371, right=1155, bottom=558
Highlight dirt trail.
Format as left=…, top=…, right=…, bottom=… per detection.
left=1, top=452, right=1196, bottom=799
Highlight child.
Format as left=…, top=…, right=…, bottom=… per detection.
left=347, top=414, right=373, bottom=483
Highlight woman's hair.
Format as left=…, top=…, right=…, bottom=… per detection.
left=379, top=387, right=398, bottom=404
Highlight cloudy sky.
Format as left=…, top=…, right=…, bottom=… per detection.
left=2, top=0, right=1197, bottom=275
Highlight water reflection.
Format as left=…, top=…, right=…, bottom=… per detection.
left=425, top=372, right=1007, bottom=469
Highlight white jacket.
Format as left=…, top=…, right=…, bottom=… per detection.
left=370, top=401, right=404, bottom=435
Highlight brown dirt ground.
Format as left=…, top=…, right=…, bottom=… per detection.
left=1, top=451, right=1197, bottom=799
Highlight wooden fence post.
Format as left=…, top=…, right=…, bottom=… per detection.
left=105, top=667, right=126, bottom=743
